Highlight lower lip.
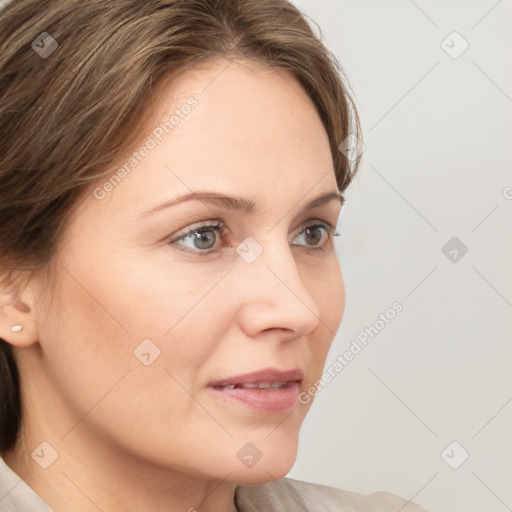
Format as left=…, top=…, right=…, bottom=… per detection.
left=207, top=382, right=300, bottom=413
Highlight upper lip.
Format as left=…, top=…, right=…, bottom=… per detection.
left=208, top=368, right=304, bottom=387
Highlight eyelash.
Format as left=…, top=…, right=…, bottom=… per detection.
left=168, top=220, right=341, bottom=256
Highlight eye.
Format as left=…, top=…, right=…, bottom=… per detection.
left=169, top=221, right=227, bottom=255
left=291, top=222, right=339, bottom=252
left=168, top=220, right=340, bottom=255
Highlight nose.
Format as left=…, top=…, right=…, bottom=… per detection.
left=235, top=236, right=321, bottom=341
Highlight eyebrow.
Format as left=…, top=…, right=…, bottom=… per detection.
left=141, top=190, right=344, bottom=217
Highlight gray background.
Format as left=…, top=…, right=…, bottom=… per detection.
left=287, top=2, right=512, bottom=512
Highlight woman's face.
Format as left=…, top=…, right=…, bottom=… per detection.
left=26, top=58, right=345, bottom=484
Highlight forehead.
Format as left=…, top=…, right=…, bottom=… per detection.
left=84, top=58, right=336, bottom=220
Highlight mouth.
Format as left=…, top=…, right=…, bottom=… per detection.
left=207, top=368, right=303, bottom=413
left=214, top=381, right=294, bottom=390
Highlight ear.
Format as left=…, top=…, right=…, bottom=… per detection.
left=0, top=270, right=39, bottom=347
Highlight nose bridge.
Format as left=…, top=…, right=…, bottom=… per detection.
left=234, top=234, right=320, bottom=335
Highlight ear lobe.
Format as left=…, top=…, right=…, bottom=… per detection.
left=0, top=272, right=39, bottom=348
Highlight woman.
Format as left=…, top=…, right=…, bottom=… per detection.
left=0, top=1, right=429, bottom=510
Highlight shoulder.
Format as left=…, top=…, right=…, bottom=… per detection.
left=235, top=476, right=430, bottom=512
left=0, top=456, right=53, bottom=512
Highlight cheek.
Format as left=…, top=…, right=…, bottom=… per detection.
left=37, top=252, right=226, bottom=408
left=34, top=269, right=219, bottom=453
left=299, top=259, right=345, bottom=383
left=311, top=258, right=345, bottom=339
left=330, top=265, right=346, bottom=329
left=35, top=273, right=134, bottom=418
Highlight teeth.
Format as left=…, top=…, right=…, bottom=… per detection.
left=220, top=381, right=289, bottom=390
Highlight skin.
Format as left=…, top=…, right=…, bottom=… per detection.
left=0, top=57, right=345, bottom=512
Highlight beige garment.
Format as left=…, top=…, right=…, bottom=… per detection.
left=0, top=457, right=429, bottom=511
left=236, top=477, right=430, bottom=511
left=0, top=456, right=52, bottom=512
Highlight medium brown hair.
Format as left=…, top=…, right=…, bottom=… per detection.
left=0, top=0, right=361, bottom=453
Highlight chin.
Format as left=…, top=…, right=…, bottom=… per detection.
left=230, top=461, right=296, bottom=486
left=227, top=440, right=299, bottom=486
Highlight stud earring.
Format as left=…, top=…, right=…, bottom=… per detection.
left=11, top=325, right=23, bottom=333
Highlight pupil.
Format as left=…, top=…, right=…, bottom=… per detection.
left=195, top=230, right=215, bottom=249
left=305, top=227, right=322, bottom=245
